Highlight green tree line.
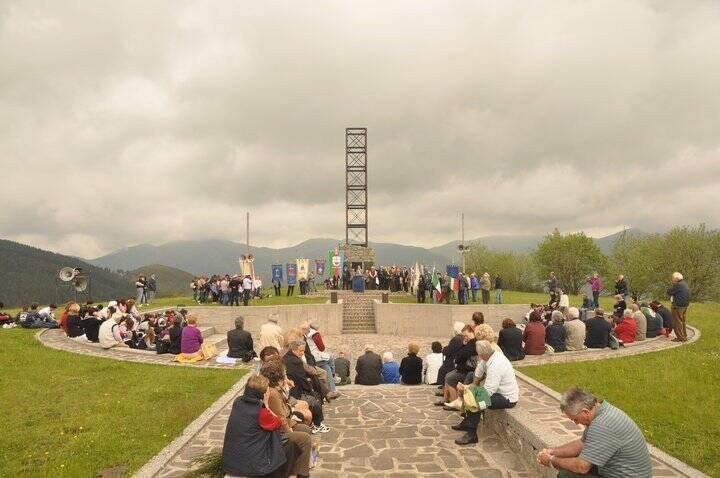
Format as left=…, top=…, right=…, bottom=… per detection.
left=465, top=224, right=720, bottom=300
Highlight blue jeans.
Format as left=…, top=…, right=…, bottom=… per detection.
left=317, top=358, right=336, bottom=392
left=137, top=288, right=147, bottom=304
left=221, top=292, right=229, bottom=305
left=495, top=289, right=502, bottom=304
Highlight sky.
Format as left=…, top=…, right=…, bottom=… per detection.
left=1, top=0, right=719, bottom=259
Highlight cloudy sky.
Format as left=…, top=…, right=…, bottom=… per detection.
left=1, top=0, right=719, bottom=258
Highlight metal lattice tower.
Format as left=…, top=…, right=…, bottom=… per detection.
left=346, top=128, right=368, bottom=247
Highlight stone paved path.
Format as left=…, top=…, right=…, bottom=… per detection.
left=157, top=384, right=533, bottom=478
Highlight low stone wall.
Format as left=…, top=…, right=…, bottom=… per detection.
left=374, top=302, right=529, bottom=336
left=171, top=302, right=344, bottom=336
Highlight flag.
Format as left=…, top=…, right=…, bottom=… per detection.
left=271, top=264, right=283, bottom=281
left=432, top=268, right=441, bottom=293
left=287, top=263, right=297, bottom=285
left=446, top=265, right=460, bottom=292
left=329, top=249, right=344, bottom=279
left=315, top=259, right=326, bottom=277
left=297, top=259, right=309, bottom=280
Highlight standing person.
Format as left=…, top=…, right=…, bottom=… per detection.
left=480, top=273, right=491, bottom=305
left=272, top=274, right=282, bottom=297
left=219, top=275, right=230, bottom=305
left=494, top=275, right=503, bottom=304
left=590, top=273, right=601, bottom=308
left=536, top=387, right=652, bottom=478
left=229, top=275, right=241, bottom=306
left=470, top=273, right=479, bottom=303
left=135, top=275, right=148, bottom=306
left=615, top=274, right=628, bottom=299
left=242, top=275, right=253, bottom=306
left=667, top=272, right=690, bottom=342
left=287, top=278, right=295, bottom=296
left=417, top=274, right=426, bottom=303
left=147, top=274, right=157, bottom=303
left=547, top=272, right=558, bottom=303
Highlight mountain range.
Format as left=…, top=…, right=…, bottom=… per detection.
left=88, top=229, right=640, bottom=278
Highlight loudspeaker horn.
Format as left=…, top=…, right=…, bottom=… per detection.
left=58, top=267, right=77, bottom=282
left=247, top=254, right=255, bottom=262
left=240, top=254, right=247, bottom=261
left=73, top=276, right=89, bottom=292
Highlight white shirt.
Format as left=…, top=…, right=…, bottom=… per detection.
left=38, top=307, right=55, bottom=321
left=559, top=294, right=570, bottom=308
left=242, top=277, right=253, bottom=290
left=423, top=352, right=444, bottom=384
left=474, top=350, right=519, bottom=403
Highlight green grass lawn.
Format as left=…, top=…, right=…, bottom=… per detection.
left=0, top=329, right=246, bottom=477
left=520, top=302, right=720, bottom=476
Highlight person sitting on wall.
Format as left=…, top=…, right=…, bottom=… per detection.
left=546, top=310, right=567, bottom=353
left=585, top=309, right=612, bottom=349
left=536, top=387, right=652, bottom=478
left=334, top=351, right=351, bottom=386
left=523, top=310, right=546, bottom=355
left=222, top=374, right=300, bottom=478
left=400, top=342, right=423, bottom=385
left=453, top=340, right=519, bottom=445
left=283, top=340, right=330, bottom=434
left=613, top=309, right=637, bottom=345
left=227, top=316, right=256, bottom=362
left=436, top=322, right=467, bottom=387
left=435, top=325, right=477, bottom=407
left=498, top=318, right=525, bottom=361
left=355, top=344, right=383, bottom=385
left=381, top=351, right=401, bottom=384
left=564, top=307, right=586, bottom=351
left=641, top=303, right=663, bottom=339
left=423, top=341, right=444, bottom=385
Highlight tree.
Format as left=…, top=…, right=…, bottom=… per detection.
left=611, top=224, right=720, bottom=301
left=465, top=242, right=539, bottom=292
left=534, top=229, right=608, bottom=294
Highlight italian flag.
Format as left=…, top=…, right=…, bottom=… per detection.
left=432, top=269, right=441, bottom=293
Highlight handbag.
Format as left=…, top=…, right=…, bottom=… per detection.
left=201, top=342, right=218, bottom=360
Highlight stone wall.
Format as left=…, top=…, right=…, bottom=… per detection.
left=176, top=302, right=344, bottom=336
left=374, top=302, right=530, bottom=336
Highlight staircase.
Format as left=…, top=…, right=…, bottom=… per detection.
left=341, top=292, right=380, bottom=334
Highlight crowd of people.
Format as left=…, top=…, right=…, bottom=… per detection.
left=190, top=274, right=262, bottom=305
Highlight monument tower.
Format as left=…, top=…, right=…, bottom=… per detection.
left=341, top=127, right=375, bottom=271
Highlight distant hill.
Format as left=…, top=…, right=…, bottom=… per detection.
left=123, top=264, right=195, bottom=297
left=0, top=239, right=134, bottom=307
left=88, top=229, right=640, bottom=278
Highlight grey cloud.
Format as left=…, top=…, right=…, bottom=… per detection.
left=1, top=0, right=719, bottom=258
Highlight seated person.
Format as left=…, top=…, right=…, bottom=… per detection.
left=118, top=316, right=135, bottom=347
left=585, top=309, right=612, bottom=349
left=177, top=315, right=203, bottom=359
left=437, top=322, right=467, bottom=387
left=0, top=302, right=13, bottom=326
left=355, top=344, right=383, bottom=385
left=381, top=352, right=401, bottom=384
left=453, top=340, right=519, bottom=445
left=301, top=322, right=339, bottom=398
left=80, top=306, right=103, bottom=342
left=650, top=300, right=673, bottom=333
left=399, top=343, right=423, bottom=385
left=564, top=307, right=586, bottom=351
left=98, top=312, right=128, bottom=349
left=15, top=305, right=30, bottom=326
left=536, top=387, right=652, bottom=477
left=545, top=310, right=567, bottom=352
left=642, top=303, right=663, bottom=338
left=37, top=304, right=58, bottom=323
left=613, top=309, right=637, bottom=345
left=227, top=316, right=256, bottom=362
left=498, top=318, right=525, bottom=361
left=260, top=360, right=313, bottom=478
left=422, top=341, right=444, bottom=385
left=222, top=375, right=300, bottom=478
left=630, top=304, right=647, bottom=341
left=167, top=316, right=183, bottom=354
left=65, top=303, right=86, bottom=340
left=283, top=340, right=330, bottom=434
left=334, top=351, right=351, bottom=385
left=612, top=295, right=627, bottom=319
left=523, top=311, right=546, bottom=355
left=436, top=325, right=477, bottom=407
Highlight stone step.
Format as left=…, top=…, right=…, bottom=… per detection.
left=203, top=333, right=228, bottom=350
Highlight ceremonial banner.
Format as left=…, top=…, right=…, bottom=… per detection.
left=297, top=259, right=309, bottom=280
left=287, top=263, right=297, bottom=286
left=328, top=249, right=344, bottom=279
left=315, top=259, right=326, bottom=277
left=271, top=264, right=283, bottom=282
left=446, top=265, right=460, bottom=291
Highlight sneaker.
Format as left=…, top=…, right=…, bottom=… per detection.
left=312, top=423, right=330, bottom=434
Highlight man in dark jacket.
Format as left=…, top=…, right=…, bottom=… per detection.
left=585, top=309, right=612, bottom=349
left=222, top=374, right=298, bottom=478
left=168, top=317, right=183, bottom=354
left=283, top=341, right=327, bottom=431
left=667, top=272, right=691, bottom=342
left=355, top=345, right=382, bottom=385
left=227, top=316, right=256, bottom=362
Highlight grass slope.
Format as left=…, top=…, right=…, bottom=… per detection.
left=0, top=330, right=245, bottom=477
left=520, top=303, right=720, bottom=476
